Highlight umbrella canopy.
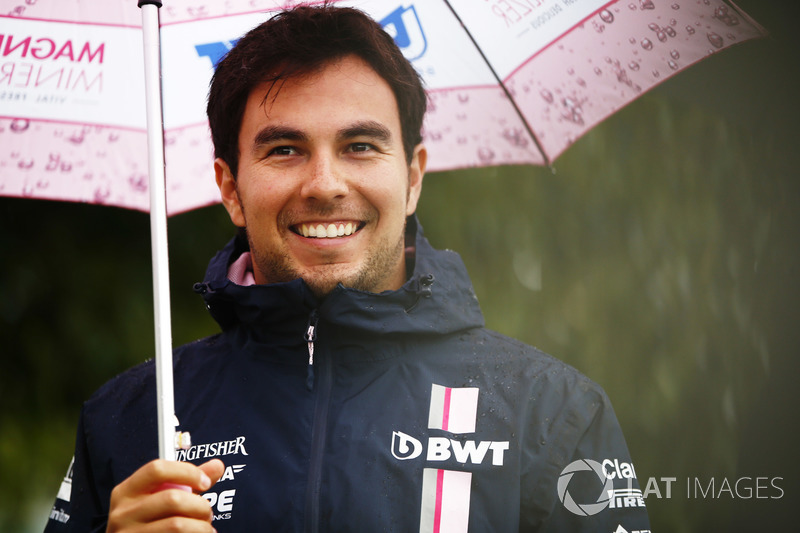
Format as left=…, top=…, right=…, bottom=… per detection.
left=0, top=0, right=765, bottom=214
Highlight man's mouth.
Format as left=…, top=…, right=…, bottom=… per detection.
left=292, top=221, right=363, bottom=239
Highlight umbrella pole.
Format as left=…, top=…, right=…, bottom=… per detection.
left=138, top=0, right=177, bottom=462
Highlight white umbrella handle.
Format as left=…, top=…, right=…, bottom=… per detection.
left=139, top=0, right=177, bottom=462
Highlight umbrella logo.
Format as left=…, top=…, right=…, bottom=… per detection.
left=379, top=5, right=427, bottom=62
left=557, top=458, right=614, bottom=516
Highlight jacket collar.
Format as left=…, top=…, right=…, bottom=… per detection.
left=196, top=215, right=485, bottom=337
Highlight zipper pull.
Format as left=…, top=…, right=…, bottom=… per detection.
left=304, top=310, right=319, bottom=391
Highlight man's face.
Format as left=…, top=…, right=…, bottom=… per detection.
left=216, top=55, right=426, bottom=297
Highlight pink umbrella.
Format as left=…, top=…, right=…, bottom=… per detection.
left=0, top=0, right=766, bottom=459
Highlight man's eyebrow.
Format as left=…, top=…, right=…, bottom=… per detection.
left=337, top=121, right=393, bottom=144
left=252, top=125, right=307, bottom=151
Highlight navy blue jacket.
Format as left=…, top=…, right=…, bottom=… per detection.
left=45, top=217, right=650, bottom=532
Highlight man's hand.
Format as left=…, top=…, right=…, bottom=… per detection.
left=106, top=458, right=225, bottom=532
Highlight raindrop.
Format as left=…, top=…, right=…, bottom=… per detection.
left=36, top=179, right=49, bottom=189
left=648, top=23, right=660, bottom=31
left=477, top=147, right=495, bottom=163
left=576, top=77, right=586, bottom=87
left=652, top=69, right=661, bottom=78
left=10, top=118, right=30, bottom=133
left=22, top=182, right=35, bottom=197
left=707, top=32, right=724, bottom=49
left=640, top=38, right=654, bottom=51
left=671, top=3, right=680, bottom=9
left=540, top=89, right=554, bottom=104
left=60, top=162, right=72, bottom=173
left=599, top=9, right=614, bottom=23
left=45, top=153, right=60, bottom=171
left=17, top=159, right=34, bottom=170
left=567, top=67, right=575, bottom=75
left=629, top=37, right=637, bottom=44
left=656, top=30, right=667, bottom=42
left=26, top=0, right=37, bottom=5
left=629, top=61, right=640, bottom=71
left=457, top=93, right=469, bottom=103
left=665, top=26, right=677, bottom=38
left=685, top=25, right=696, bottom=35
left=668, top=60, right=679, bottom=70
left=129, top=174, right=148, bottom=192
left=503, top=128, right=529, bottom=148
left=670, top=19, right=678, bottom=26
left=456, top=136, right=467, bottom=145
left=108, top=132, right=120, bottom=142
left=94, top=187, right=110, bottom=204
left=670, top=49, right=680, bottom=59
left=594, top=67, right=603, bottom=76
left=639, top=0, right=655, bottom=10
left=628, top=3, right=637, bottom=10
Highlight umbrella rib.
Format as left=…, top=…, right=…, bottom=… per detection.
left=441, top=0, right=551, bottom=168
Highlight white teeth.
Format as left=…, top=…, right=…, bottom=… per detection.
left=297, top=222, right=358, bottom=238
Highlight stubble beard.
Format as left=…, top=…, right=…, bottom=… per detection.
left=245, top=222, right=407, bottom=299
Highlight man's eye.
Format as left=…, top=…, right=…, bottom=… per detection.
left=348, top=143, right=373, bottom=153
left=269, top=146, right=297, bottom=156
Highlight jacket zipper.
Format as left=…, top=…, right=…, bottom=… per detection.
left=305, top=310, right=319, bottom=391
left=305, top=309, right=332, bottom=533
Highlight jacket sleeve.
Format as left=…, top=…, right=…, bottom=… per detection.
left=43, top=407, right=109, bottom=533
left=530, top=381, right=652, bottom=533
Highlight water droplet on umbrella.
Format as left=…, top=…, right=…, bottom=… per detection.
left=129, top=174, right=148, bottom=192
left=594, top=67, right=603, bottom=76
left=656, top=30, right=668, bottom=42
left=17, top=159, right=34, bottom=170
left=457, top=93, right=469, bottom=103
left=671, top=3, right=680, bottom=9
left=640, top=38, right=654, bottom=50
left=503, top=128, right=529, bottom=148
left=640, top=0, right=655, bottom=10
left=629, top=61, right=640, bottom=71
left=648, top=23, right=660, bottom=31
left=707, top=32, right=724, bottom=48
left=665, top=26, right=677, bottom=37
left=477, top=147, right=495, bottom=163
left=599, top=9, right=614, bottom=23
left=668, top=60, right=679, bottom=70
left=576, top=77, right=586, bottom=87
left=94, top=187, right=110, bottom=204
left=10, top=118, right=29, bottom=133
left=652, top=70, right=661, bottom=78
left=686, top=25, right=696, bottom=35
left=540, top=89, right=554, bottom=104
left=628, top=3, right=637, bottom=10
left=670, top=49, right=680, bottom=59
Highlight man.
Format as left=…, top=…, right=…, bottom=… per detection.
left=46, top=5, right=650, bottom=532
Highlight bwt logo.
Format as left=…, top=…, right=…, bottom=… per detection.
left=392, top=431, right=509, bottom=466
left=195, top=4, right=428, bottom=68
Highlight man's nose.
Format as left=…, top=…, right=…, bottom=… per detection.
left=300, top=153, right=349, bottom=201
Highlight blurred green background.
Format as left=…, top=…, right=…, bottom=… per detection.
left=1, top=1, right=798, bottom=531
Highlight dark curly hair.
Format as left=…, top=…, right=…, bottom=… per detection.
left=206, top=4, right=427, bottom=177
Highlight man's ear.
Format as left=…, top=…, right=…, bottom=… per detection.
left=215, top=158, right=246, bottom=227
left=405, top=144, right=427, bottom=216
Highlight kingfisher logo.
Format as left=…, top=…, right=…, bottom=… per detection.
left=194, top=4, right=428, bottom=68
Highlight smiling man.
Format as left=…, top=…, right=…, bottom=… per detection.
left=45, top=5, right=649, bottom=533
left=216, top=55, right=425, bottom=297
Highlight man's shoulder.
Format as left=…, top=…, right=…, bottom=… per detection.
left=467, top=326, right=610, bottom=407
left=84, top=333, right=227, bottom=415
